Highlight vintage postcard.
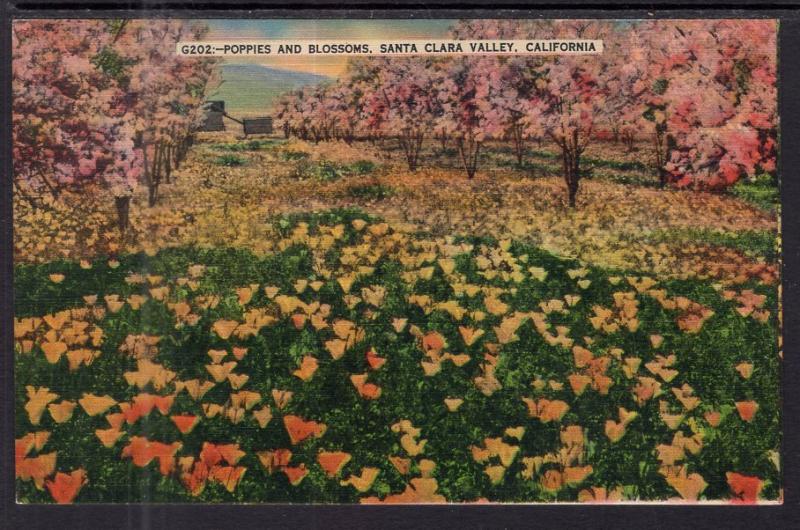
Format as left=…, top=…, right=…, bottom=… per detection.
left=13, top=18, right=780, bottom=504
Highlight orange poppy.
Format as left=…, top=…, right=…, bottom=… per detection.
left=171, top=415, right=200, bottom=434
left=666, top=468, right=707, bottom=501
left=422, top=332, right=446, bottom=354
left=704, top=410, right=722, bottom=427
left=317, top=451, right=351, bottom=478
left=45, top=469, right=87, bottom=504
left=293, top=356, right=319, bottom=381
left=283, top=415, right=327, bottom=445
left=271, top=389, right=294, bottom=409
left=257, top=449, right=293, bottom=474
left=726, top=472, right=764, bottom=504
left=578, top=486, right=624, bottom=503
left=282, top=465, right=308, bottom=486
left=16, top=452, right=57, bottom=489
left=200, top=442, right=245, bottom=467
left=389, top=455, right=411, bottom=475
left=350, top=373, right=382, bottom=400
left=365, top=348, right=387, bottom=370
left=340, top=467, right=380, bottom=492
left=209, top=465, right=247, bottom=492
left=25, top=386, right=59, bottom=425
left=48, top=401, right=76, bottom=424
left=181, top=461, right=209, bottom=496
left=252, top=405, right=273, bottom=428
left=212, top=319, right=239, bottom=340
left=735, top=401, right=759, bottom=422
left=95, top=428, right=124, bottom=448
left=522, top=398, right=569, bottom=423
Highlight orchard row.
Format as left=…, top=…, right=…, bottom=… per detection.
left=272, top=20, right=777, bottom=206
left=12, top=20, right=219, bottom=231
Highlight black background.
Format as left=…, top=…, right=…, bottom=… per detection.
left=1, top=2, right=798, bottom=528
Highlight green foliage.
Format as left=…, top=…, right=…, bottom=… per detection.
left=583, top=157, right=649, bottom=173
left=272, top=207, right=377, bottom=237
left=493, top=145, right=654, bottom=184
left=522, top=149, right=649, bottom=173
left=648, top=228, right=778, bottom=262
left=288, top=157, right=377, bottom=182
left=214, top=154, right=246, bottom=167
left=733, top=60, right=752, bottom=99
left=91, top=46, right=137, bottom=88
left=527, top=149, right=560, bottom=161
left=349, top=160, right=377, bottom=175
left=594, top=172, right=661, bottom=188
left=281, top=150, right=310, bottom=161
left=213, top=139, right=281, bottom=152
left=343, top=182, right=395, bottom=201
left=14, top=210, right=780, bottom=503
left=441, top=147, right=459, bottom=157
left=314, top=161, right=344, bottom=182
left=731, top=175, right=779, bottom=212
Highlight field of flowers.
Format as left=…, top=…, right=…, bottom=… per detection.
left=15, top=134, right=779, bottom=282
left=15, top=136, right=780, bottom=504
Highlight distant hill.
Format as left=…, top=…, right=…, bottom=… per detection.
left=209, top=63, right=330, bottom=118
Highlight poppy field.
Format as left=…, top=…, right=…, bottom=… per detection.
left=15, top=199, right=780, bottom=503
left=13, top=18, right=781, bottom=504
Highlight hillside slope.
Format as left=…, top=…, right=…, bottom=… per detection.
left=209, top=63, right=330, bottom=117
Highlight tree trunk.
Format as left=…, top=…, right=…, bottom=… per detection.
left=115, top=195, right=131, bottom=235
left=567, top=172, right=579, bottom=207
left=173, top=141, right=182, bottom=170
left=561, top=135, right=581, bottom=208
left=142, top=141, right=151, bottom=204
left=164, top=144, right=173, bottom=184
left=148, top=182, right=158, bottom=207
left=145, top=142, right=161, bottom=207
left=458, top=136, right=481, bottom=180
left=653, top=127, right=668, bottom=188
left=511, top=122, right=525, bottom=167
left=400, top=130, right=424, bottom=172
left=34, top=168, right=60, bottom=199
left=658, top=168, right=669, bottom=188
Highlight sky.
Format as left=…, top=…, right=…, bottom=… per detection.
left=204, top=19, right=455, bottom=77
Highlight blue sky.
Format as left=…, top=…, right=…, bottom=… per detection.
left=204, top=19, right=455, bottom=76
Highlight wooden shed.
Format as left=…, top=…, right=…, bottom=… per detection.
left=199, top=100, right=226, bottom=132
left=243, top=117, right=273, bottom=136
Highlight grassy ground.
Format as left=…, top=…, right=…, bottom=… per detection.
left=14, top=136, right=781, bottom=503
left=14, top=210, right=781, bottom=502
left=14, top=134, right=779, bottom=283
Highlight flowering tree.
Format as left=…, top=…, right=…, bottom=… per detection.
left=437, top=56, right=506, bottom=179
left=604, top=26, right=651, bottom=153
left=13, top=19, right=218, bottom=234
left=268, top=19, right=777, bottom=198
left=363, top=57, right=439, bottom=171
left=525, top=21, right=616, bottom=206
left=324, top=82, right=360, bottom=144
left=273, top=94, right=294, bottom=139
left=642, top=19, right=777, bottom=189
left=115, top=19, right=219, bottom=206
left=496, top=57, right=545, bottom=167
left=12, top=20, right=142, bottom=230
